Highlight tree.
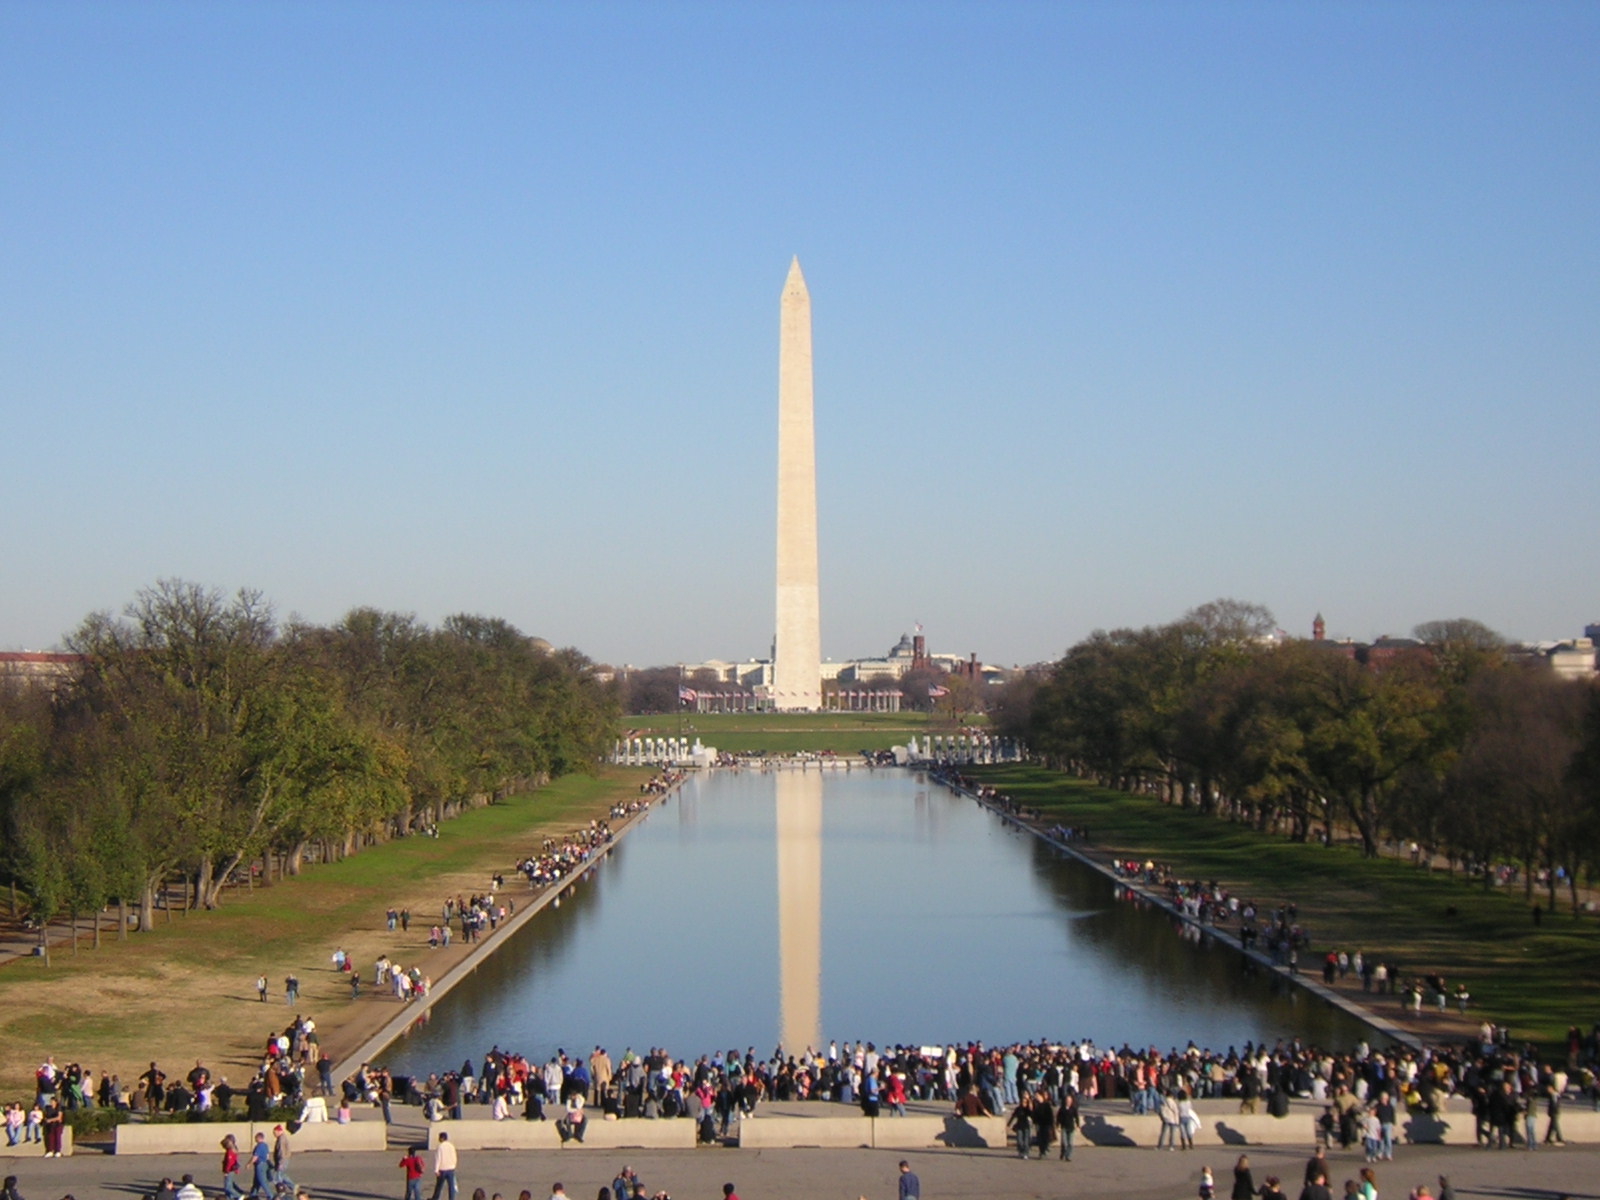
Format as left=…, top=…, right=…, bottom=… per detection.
left=3, top=582, right=621, bottom=937
left=0, top=681, right=52, bottom=915
left=620, top=667, right=684, bottom=715
left=896, top=666, right=948, bottom=713
left=1184, top=598, right=1276, bottom=646
left=1299, top=653, right=1447, bottom=857
left=989, top=673, right=1041, bottom=743
left=63, top=580, right=277, bottom=918
left=1440, top=667, right=1589, bottom=904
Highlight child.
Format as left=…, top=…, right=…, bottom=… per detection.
left=1200, top=1167, right=1216, bottom=1200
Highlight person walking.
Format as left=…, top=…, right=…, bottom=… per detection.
left=1232, top=1155, right=1257, bottom=1200
left=1544, top=1073, right=1566, bottom=1145
left=272, top=1125, right=296, bottom=1192
left=1008, top=1092, right=1033, bottom=1159
left=1032, top=1090, right=1056, bottom=1159
left=430, top=1132, right=458, bottom=1200
left=220, top=1133, right=244, bottom=1200
left=398, top=1146, right=425, bottom=1200
left=249, top=1131, right=272, bottom=1199
left=1057, top=1091, right=1080, bottom=1161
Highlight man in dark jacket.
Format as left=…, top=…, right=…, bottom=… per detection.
left=1298, top=1170, right=1332, bottom=1200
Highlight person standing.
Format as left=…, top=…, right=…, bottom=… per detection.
left=140, top=1062, right=167, bottom=1114
left=398, top=1146, right=425, bottom=1200
left=588, top=1047, right=613, bottom=1107
left=257, top=975, right=269, bottom=1002
left=431, top=1132, right=458, bottom=1200
left=1375, top=1092, right=1396, bottom=1162
left=897, top=1161, right=920, bottom=1200
left=1178, top=1091, right=1201, bottom=1150
left=1158, top=1090, right=1181, bottom=1150
left=40, top=1100, right=64, bottom=1157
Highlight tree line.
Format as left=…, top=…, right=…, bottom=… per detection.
left=996, top=600, right=1600, bottom=908
left=0, top=580, right=619, bottom=939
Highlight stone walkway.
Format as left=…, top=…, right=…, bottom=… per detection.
left=6, top=1123, right=1597, bottom=1200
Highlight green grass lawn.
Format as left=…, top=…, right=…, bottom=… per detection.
left=176, top=770, right=641, bottom=963
left=968, top=764, right=1599, bottom=1050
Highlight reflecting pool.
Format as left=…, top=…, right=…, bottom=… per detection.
left=379, top=768, right=1376, bottom=1074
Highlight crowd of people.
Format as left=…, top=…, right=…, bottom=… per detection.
left=514, top=824, right=614, bottom=893
left=353, top=1024, right=1600, bottom=1161
left=5, top=1027, right=1598, bottom=1200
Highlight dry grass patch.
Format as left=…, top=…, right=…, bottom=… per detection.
left=0, top=769, right=649, bottom=1095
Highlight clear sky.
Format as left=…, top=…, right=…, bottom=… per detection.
left=3, top=1, right=1596, bottom=668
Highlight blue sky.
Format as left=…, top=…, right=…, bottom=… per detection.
left=3, top=1, right=1596, bottom=668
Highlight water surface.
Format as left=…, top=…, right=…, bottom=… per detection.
left=380, top=768, right=1374, bottom=1073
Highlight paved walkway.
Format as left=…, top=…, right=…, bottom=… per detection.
left=6, top=1129, right=1596, bottom=1200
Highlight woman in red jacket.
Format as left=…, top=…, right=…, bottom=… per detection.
left=220, top=1133, right=244, bottom=1200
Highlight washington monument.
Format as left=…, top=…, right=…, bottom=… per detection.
left=773, top=257, right=822, bottom=710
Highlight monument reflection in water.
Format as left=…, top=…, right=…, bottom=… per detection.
left=379, top=769, right=1378, bottom=1078
left=776, top=769, right=823, bottom=1053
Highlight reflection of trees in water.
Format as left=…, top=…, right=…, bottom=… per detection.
left=386, top=774, right=1382, bottom=1072
left=389, top=849, right=616, bottom=1063
left=1025, top=835, right=1375, bottom=1050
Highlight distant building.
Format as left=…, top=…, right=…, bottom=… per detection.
left=675, top=629, right=1011, bottom=710
left=0, top=651, right=84, bottom=692
left=1542, top=637, right=1597, bottom=682
left=1360, top=636, right=1431, bottom=671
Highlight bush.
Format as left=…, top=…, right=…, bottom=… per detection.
left=65, top=1107, right=129, bottom=1136
left=143, top=1108, right=248, bottom=1125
